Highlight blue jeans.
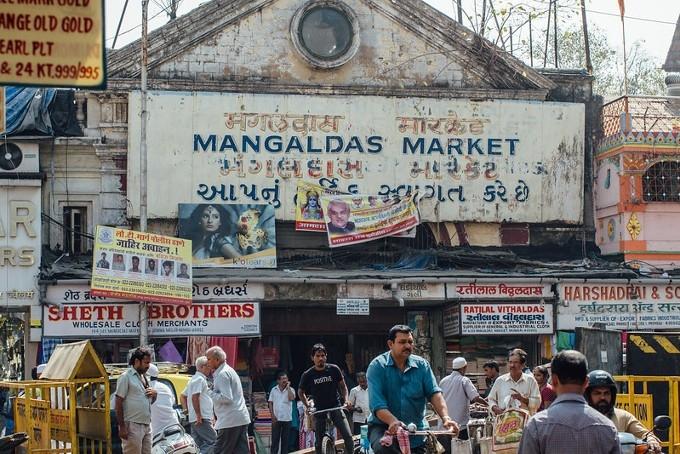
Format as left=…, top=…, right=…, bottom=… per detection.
left=313, top=410, right=353, bottom=454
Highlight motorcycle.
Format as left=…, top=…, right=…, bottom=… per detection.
left=619, top=415, right=671, bottom=454
left=0, top=432, right=28, bottom=454
left=151, top=423, right=199, bottom=454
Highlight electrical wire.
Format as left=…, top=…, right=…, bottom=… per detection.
left=41, top=212, right=95, bottom=240
left=106, top=0, right=187, bottom=45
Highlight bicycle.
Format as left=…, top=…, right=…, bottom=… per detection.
left=378, top=423, right=457, bottom=454
left=310, top=406, right=360, bottom=454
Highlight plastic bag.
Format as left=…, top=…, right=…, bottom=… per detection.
left=452, top=438, right=472, bottom=454
left=491, top=409, right=529, bottom=454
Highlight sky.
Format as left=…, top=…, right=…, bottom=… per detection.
left=104, top=0, right=679, bottom=65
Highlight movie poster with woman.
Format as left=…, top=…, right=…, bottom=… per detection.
left=177, top=203, right=277, bottom=268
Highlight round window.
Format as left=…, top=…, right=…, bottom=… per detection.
left=291, top=2, right=360, bottom=69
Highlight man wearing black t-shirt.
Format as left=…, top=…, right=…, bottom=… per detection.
left=298, top=343, right=355, bottom=454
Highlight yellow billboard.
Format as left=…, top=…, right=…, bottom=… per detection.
left=91, top=226, right=193, bottom=305
left=0, top=0, right=105, bottom=87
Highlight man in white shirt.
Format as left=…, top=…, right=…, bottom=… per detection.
left=183, top=356, right=216, bottom=454
left=488, top=349, right=541, bottom=415
left=148, top=364, right=180, bottom=438
left=268, top=371, right=295, bottom=454
left=439, top=357, right=487, bottom=442
left=206, top=346, right=251, bottom=454
left=347, top=372, right=369, bottom=435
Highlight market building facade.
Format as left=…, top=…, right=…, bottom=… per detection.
left=6, top=0, right=605, bottom=419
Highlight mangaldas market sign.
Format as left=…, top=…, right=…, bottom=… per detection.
left=42, top=301, right=261, bottom=337
left=127, top=92, right=585, bottom=223
left=1, top=185, right=40, bottom=307
left=460, top=303, right=554, bottom=335
left=558, top=282, right=680, bottom=330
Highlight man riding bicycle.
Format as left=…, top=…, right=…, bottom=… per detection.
left=299, top=343, right=355, bottom=454
left=367, top=325, right=459, bottom=453
left=585, top=370, right=662, bottom=453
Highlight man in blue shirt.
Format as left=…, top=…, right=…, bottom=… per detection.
left=367, top=325, right=459, bottom=453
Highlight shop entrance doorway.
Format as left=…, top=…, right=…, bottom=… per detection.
left=0, top=314, right=24, bottom=380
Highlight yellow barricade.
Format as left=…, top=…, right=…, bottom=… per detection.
left=617, top=393, right=654, bottom=428
left=614, top=375, right=680, bottom=454
left=0, top=341, right=111, bottom=454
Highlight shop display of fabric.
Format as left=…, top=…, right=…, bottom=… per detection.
left=159, top=340, right=183, bottom=363
left=556, top=331, right=575, bottom=351
left=297, top=401, right=315, bottom=449
left=209, top=337, right=238, bottom=367
left=40, top=338, right=63, bottom=364
left=186, top=336, right=210, bottom=365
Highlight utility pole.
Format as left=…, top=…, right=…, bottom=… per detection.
left=553, top=0, right=558, bottom=68
left=528, top=13, right=533, bottom=67
left=457, top=0, right=462, bottom=24
left=139, top=0, right=149, bottom=347
left=580, top=0, right=593, bottom=74
left=170, top=0, right=178, bottom=20
left=543, top=0, right=552, bottom=67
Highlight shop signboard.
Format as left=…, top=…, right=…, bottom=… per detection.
left=128, top=92, right=585, bottom=224
left=0, top=0, right=105, bottom=88
left=450, top=281, right=552, bottom=299
left=460, top=303, right=554, bottom=335
left=91, top=226, right=193, bottom=305
left=177, top=203, right=276, bottom=268
left=42, top=301, right=260, bottom=338
left=1, top=185, right=41, bottom=308
left=320, top=193, right=419, bottom=247
left=558, top=282, right=680, bottom=330
left=46, top=282, right=264, bottom=303
left=443, top=304, right=460, bottom=337
left=191, top=282, right=265, bottom=300
left=346, top=283, right=445, bottom=301
left=336, top=298, right=369, bottom=315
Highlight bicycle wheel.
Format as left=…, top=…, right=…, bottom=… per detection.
left=321, top=435, right=336, bottom=454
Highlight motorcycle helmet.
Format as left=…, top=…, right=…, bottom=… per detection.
left=585, top=370, right=617, bottom=414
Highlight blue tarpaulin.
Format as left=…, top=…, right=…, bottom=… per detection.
left=5, top=86, right=57, bottom=135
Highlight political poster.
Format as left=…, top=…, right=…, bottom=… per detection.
left=90, top=226, right=193, bottom=305
left=319, top=193, right=419, bottom=247
left=295, top=181, right=342, bottom=232
left=177, top=203, right=276, bottom=268
left=296, top=181, right=416, bottom=237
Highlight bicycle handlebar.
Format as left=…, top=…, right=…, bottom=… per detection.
left=406, top=429, right=458, bottom=436
left=398, top=422, right=458, bottom=436
left=310, top=406, right=346, bottom=415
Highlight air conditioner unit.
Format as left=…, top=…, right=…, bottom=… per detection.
left=0, top=142, right=39, bottom=174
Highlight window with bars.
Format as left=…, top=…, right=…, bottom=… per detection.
left=63, top=206, right=88, bottom=255
left=643, top=161, right=680, bottom=202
